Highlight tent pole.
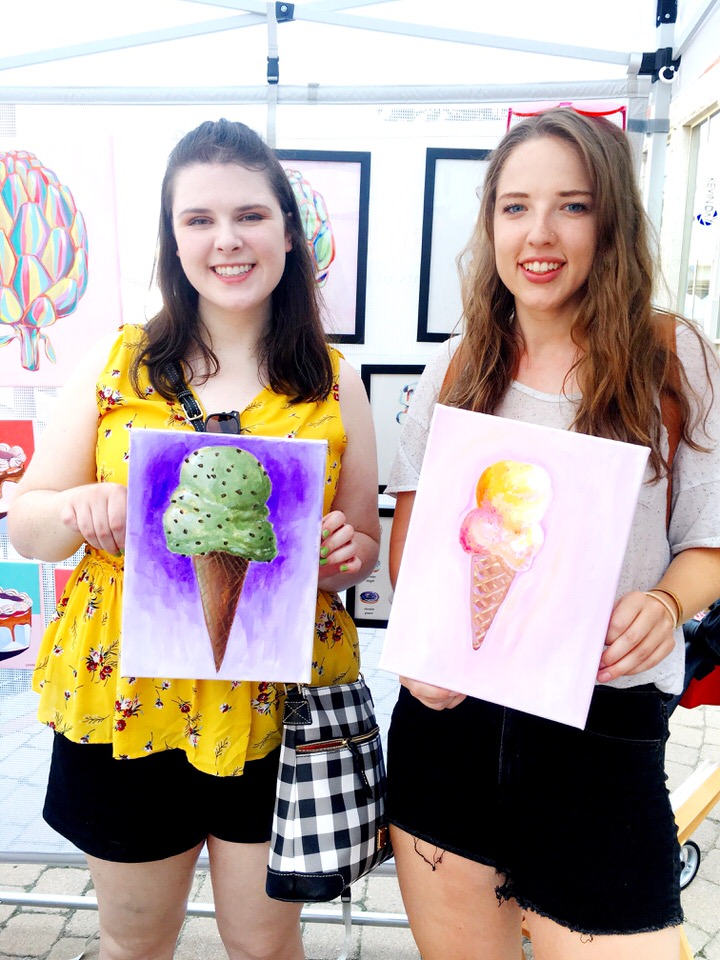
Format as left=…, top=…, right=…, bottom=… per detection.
left=643, top=1, right=679, bottom=235
left=266, top=2, right=279, bottom=147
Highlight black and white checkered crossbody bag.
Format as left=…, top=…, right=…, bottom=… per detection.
left=266, top=675, right=393, bottom=902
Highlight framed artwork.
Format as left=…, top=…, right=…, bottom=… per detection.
left=0, top=419, right=35, bottom=527
left=417, top=148, right=491, bottom=342
left=53, top=568, right=73, bottom=605
left=277, top=150, right=370, bottom=344
left=122, top=430, right=327, bottom=681
left=346, top=506, right=394, bottom=628
left=380, top=404, right=650, bottom=728
left=360, top=364, right=425, bottom=492
left=0, top=137, right=122, bottom=386
left=0, top=560, right=44, bottom=669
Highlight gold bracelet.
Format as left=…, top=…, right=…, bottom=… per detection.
left=651, top=587, right=684, bottom=626
left=643, top=590, right=679, bottom=629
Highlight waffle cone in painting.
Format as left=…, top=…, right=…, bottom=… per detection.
left=470, top=553, right=515, bottom=650
left=192, top=552, right=250, bottom=670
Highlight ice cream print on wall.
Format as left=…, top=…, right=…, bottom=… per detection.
left=122, top=430, right=327, bottom=681
left=380, top=404, right=651, bottom=728
left=460, top=461, right=552, bottom=650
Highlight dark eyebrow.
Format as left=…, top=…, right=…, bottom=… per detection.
left=176, top=204, right=274, bottom=217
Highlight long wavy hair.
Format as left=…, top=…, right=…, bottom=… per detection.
left=442, top=107, right=710, bottom=479
left=131, top=118, right=333, bottom=403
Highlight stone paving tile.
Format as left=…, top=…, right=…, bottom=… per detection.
left=684, top=920, right=712, bottom=958
left=0, top=913, right=66, bottom=957
left=705, top=727, right=720, bottom=746
left=364, top=875, right=406, bottom=914
left=63, top=911, right=98, bottom=939
left=667, top=740, right=703, bottom=768
left=174, top=917, right=226, bottom=959
left=0, top=865, right=43, bottom=888
left=33, top=869, right=90, bottom=897
left=356, top=925, right=419, bottom=960
left=302, top=919, right=359, bottom=960
left=46, top=937, right=96, bottom=960
left=705, top=932, right=720, bottom=960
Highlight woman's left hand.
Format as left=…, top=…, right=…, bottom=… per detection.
left=597, top=590, right=677, bottom=682
left=318, top=510, right=362, bottom=577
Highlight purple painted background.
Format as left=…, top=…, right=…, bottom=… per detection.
left=122, top=430, right=327, bottom=681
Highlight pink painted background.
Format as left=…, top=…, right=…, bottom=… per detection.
left=380, top=404, right=651, bottom=727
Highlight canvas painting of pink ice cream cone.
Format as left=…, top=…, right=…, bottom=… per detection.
left=459, top=461, right=552, bottom=650
left=122, top=430, right=326, bottom=681
left=380, top=404, right=650, bottom=728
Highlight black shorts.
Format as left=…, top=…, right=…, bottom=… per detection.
left=43, top=733, right=280, bottom=863
left=387, top=683, right=683, bottom=936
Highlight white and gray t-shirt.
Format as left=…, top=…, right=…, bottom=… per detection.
left=386, top=323, right=720, bottom=694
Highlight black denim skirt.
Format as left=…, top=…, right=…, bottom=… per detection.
left=386, top=683, right=682, bottom=935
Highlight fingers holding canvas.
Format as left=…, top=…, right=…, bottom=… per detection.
left=597, top=591, right=676, bottom=682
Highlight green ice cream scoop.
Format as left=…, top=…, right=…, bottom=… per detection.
left=163, top=446, right=278, bottom=562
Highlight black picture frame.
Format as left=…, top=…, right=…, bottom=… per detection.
left=277, top=149, right=371, bottom=344
left=360, top=363, right=425, bottom=493
left=417, top=148, right=491, bottom=342
left=345, top=506, right=394, bottom=628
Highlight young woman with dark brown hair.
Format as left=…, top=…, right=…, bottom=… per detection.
left=9, top=118, right=380, bottom=960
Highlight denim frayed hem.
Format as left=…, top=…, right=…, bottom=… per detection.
left=497, top=876, right=685, bottom=938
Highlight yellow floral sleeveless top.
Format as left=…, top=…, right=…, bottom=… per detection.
left=33, top=324, right=360, bottom=776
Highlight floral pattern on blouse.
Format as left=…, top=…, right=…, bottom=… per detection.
left=33, top=324, right=360, bottom=776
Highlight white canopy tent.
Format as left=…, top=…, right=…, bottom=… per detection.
left=1, top=0, right=711, bottom=230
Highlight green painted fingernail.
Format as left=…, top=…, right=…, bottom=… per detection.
left=319, top=558, right=328, bottom=566
left=320, top=546, right=329, bottom=558
left=340, top=564, right=349, bottom=572
left=322, top=529, right=330, bottom=539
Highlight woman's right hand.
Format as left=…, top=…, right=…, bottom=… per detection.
left=401, top=677, right=466, bottom=711
left=60, top=483, right=128, bottom=556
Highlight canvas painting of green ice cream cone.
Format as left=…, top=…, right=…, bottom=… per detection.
left=122, top=430, right=327, bottom=681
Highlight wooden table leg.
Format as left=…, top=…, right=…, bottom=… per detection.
left=679, top=925, right=694, bottom=959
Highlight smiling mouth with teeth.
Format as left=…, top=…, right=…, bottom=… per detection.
left=522, top=261, right=563, bottom=274
left=213, top=265, right=253, bottom=277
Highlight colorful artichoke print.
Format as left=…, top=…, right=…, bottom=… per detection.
left=0, top=150, right=89, bottom=371
left=284, top=168, right=335, bottom=287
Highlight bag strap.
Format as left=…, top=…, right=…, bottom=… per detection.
left=163, top=361, right=206, bottom=433
left=441, top=319, right=682, bottom=529
left=656, top=314, right=681, bottom=529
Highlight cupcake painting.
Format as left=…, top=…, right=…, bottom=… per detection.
left=0, top=420, right=35, bottom=528
left=0, top=562, right=43, bottom=668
